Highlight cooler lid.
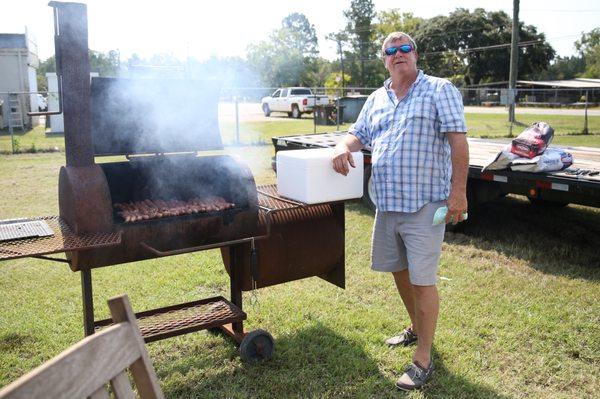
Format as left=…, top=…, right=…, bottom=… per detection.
left=91, top=77, right=223, bottom=156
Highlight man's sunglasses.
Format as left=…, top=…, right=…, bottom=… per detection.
left=384, top=44, right=414, bottom=56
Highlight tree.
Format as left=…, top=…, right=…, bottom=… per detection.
left=302, top=57, right=334, bottom=87
left=37, top=49, right=120, bottom=92
left=576, top=28, right=600, bottom=78
left=533, top=56, right=585, bottom=80
left=37, top=56, right=56, bottom=92
left=246, top=13, right=322, bottom=87
left=342, top=0, right=380, bottom=87
left=281, top=13, right=319, bottom=58
left=247, top=40, right=305, bottom=87
left=324, top=71, right=352, bottom=96
left=375, top=10, right=424, bottom=43
left=413, top=8, right=555, bottom=86
left=89, top=50, right=120, bottom=76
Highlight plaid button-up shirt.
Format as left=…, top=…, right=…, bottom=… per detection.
left=350, top=70, right=467, bottom=212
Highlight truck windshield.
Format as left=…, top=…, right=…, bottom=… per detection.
left=290, top=89, right=312, bottom=95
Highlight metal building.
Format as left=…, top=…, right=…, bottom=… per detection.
left=0, top=32, right=40, bottom=129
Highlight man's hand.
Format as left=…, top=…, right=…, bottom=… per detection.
left=332, top=146, right=356, bottom=176
left=445, top=190, right=468, bottom=224
left=332, top=134, right=363, bottom=176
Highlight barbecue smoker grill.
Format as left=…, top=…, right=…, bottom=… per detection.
left=0, top=1, right=346, bottom=361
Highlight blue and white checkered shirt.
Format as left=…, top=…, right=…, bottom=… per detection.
left=350, top=70, right=467, bottom=212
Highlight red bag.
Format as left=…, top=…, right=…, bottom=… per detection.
left=510, top=122, right=554, bottom=159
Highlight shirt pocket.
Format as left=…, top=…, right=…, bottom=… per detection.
left=406, top=97, right=436, bottom=121
left=405, top=98, right=437, bottom=137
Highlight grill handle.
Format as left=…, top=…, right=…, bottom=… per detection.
left=140, top=237, right=259, bottom=257
left=250, top=239, right=259, bottom=281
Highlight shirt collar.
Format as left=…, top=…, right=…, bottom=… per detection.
left=384, top=69, right=424, bottom=91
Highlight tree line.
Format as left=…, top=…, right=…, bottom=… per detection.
left=37, top=0, right=599, bottom=91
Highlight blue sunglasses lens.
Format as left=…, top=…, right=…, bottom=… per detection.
left=385, top=44, right=413, bottom=55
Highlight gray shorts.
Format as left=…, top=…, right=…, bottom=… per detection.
left=371, top=201, right=446, bottom=286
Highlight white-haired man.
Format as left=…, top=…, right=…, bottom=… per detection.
left=332, top=32, right=469, bottom=391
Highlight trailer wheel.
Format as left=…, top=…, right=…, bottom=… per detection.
left=262, top=103, right=271, bottom=117
left=362, top=165, right=376, bottom=211
left=291, top=105, right=301, bottom=119
left=239, top=329, right=274, bottom=362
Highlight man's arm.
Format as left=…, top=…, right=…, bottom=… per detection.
left=446, top=133, right=469, bottom=224
left=332, top=134, right=364, bottom=176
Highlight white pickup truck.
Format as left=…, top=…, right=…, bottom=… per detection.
left=261, top=87, right=329, bottom=118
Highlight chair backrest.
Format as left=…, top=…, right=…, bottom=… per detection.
left=0, top=295, right=164, bottom=399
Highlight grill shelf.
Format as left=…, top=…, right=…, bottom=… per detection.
left=0, top=216, right=121, bottom=261
left=94, top=296, right=246, bottom=343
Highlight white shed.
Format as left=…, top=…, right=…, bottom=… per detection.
left=0, top=32, right=40, bottom=129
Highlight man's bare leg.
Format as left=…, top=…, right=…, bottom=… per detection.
left=392, top=269, right=418, bottom=334
left=411, top=284, right=439, bottom=367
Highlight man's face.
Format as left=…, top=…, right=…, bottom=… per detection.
left=384, top=38, right=418, bottom=77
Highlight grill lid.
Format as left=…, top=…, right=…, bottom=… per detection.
left=91, top=77, right=223, bottom=156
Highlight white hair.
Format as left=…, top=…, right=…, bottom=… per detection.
left=381, top=32, right=418, bottom=60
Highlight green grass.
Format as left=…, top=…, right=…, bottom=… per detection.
left=3, top=111, right=598, bottom=154
left=0, top=125, right=64, bottom=154
left=1, top=145, right=599, bottom=398
left=468, top=113, right=600, bottom=140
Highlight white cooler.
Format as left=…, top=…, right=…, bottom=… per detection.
left=276, top=148, right=363, bottom=204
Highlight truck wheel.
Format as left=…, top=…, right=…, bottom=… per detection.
left=362, top=165, right=376, bottom=211
left=291, top=105, right=301, bottom=119
left=262, top=103, right=271, bottom=117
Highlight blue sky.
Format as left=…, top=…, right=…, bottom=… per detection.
left=4, top=0, right=599, bottom=62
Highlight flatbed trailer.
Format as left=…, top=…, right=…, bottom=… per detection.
left=272, top=132, right=600, bottom=212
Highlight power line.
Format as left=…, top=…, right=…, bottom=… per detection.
left=423, top=39, right=543, bottom=56
left=521, top=9, right=600, bottom=12
left=350, top=39, right=544, bottom=61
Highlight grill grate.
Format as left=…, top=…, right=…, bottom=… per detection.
left=257, top=184, right=306, bottom=211
left=0, top=216, right=121, bottom=261
left=94, top=296, right=246, bottom=343
left=256, top=184, right=334, bottom=224
left=0, top=219, right=54, bottom=242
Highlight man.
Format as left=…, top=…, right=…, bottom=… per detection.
left=332, top=32, right=468, bottom=391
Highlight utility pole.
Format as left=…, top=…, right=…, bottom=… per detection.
left=328, top=33, right=347, bottom=98
left=337, top=38, right=346, bottom=89
left=508, top=0, right=520, bottom=123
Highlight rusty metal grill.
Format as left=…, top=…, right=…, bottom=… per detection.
left=257, top=184, right=334, bottom=225
left=94, top=296, right=246, bottom=343
left=0, top=216, right=121, bottom=261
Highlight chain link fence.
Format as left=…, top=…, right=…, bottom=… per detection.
left=2, top=86, right=598, bottom=152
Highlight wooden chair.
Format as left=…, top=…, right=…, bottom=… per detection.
left=0, top=295, right=164, bottom=399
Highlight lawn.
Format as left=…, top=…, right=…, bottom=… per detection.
left=467, top=113, right=599, bottom=140
left=2, top=111, right=599, bottom=153
left=0, top=142, right=599, bottom=397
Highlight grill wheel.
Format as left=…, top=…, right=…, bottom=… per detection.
left=239, top=329, right=275, bottom=362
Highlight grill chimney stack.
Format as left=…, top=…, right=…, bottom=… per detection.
left=50, top=1, right=94, bottom=166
